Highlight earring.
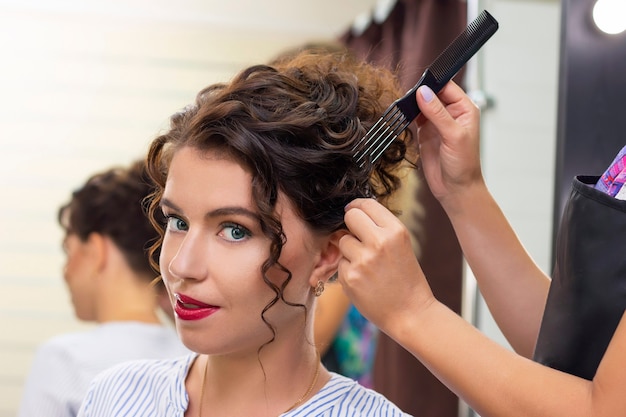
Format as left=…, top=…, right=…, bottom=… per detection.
left=314, top=280, right=325, bottom=297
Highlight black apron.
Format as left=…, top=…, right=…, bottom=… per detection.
left=533, top=176, right=626, bottom=380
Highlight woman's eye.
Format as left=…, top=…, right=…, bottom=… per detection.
left=165, top=216, right=188, bottom=232
left=220, top=223, right=251, bottom=242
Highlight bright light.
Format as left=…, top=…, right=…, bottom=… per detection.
left=593, top=0, right=626, bottom=35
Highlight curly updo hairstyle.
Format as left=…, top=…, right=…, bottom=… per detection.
left=145, top=49, right=413, bottom=338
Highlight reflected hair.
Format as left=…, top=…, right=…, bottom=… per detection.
left=58, top=160, right=161, bottom=281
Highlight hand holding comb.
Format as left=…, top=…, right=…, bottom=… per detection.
left=353, top=10, right=499, bottom=168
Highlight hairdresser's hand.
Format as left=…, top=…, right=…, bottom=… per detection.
left=337, top=198, right=434, bottom=333
left=415, top=81, right=484, bottom=208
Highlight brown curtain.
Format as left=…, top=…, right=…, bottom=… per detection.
left=339, top=1, right=466, bottom=416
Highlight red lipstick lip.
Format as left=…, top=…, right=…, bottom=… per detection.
left=174, top=293, right=219, bottom=321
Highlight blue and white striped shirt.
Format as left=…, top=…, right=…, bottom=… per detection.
left=77, top=353, right=413, bottom=416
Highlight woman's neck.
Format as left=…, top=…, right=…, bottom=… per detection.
left=96, top=274, right=162, bottom=324
left=187, top=347, right=329, bottom=417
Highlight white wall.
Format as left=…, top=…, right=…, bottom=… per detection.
left=471, top=0, right=561, bottom=349
left=0, top=1, right=561, bottom=416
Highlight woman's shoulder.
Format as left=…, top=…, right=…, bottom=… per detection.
left=78, top=353, right=196, bottom=417
left=96, top=352, right=194, bottom=382
left=289, top=372, right=412, bottom=417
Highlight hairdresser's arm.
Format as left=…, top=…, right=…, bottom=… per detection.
left=413, top=82, right=550, bottom=357
left=338, top=197, right=626, bottom=417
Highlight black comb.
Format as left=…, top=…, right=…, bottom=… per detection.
left=353, top=10, right=499, bottom=168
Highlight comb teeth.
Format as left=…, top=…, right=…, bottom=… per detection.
left=430, top=11, right=499, bottom=82
left=353, top=107, right=411, bottom=168
left=352, top=10, right=499, bottom=170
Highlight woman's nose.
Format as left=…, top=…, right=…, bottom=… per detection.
left=165, top=231, right=209, bottom=281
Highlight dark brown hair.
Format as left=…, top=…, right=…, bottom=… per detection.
left=58, top=160, right=159, bottom=280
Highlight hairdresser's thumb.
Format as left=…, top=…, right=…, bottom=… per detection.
left=417, top=85, right=447, bottom=124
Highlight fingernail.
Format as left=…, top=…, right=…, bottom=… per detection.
left=419, top=86, right=434, bottom=103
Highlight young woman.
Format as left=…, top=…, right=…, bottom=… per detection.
left=77, top=49, right=414, bottom=416
left=337, top=80, right=626, bottom=417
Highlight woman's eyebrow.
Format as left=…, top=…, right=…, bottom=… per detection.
left=160, top=197, right=181, bottom=212
left=160, top=197, right=260, bottom=222
left=206, top=206, right=260, bottom=222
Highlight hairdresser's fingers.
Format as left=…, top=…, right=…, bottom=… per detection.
left=337, top=212, right=429, bottom=330
left=415, top=83, right=464, bottom=170
left=414, top=81, right=482, bottom=199
left=337, top=200, right=375, bottom=267
left=416, top=83, right=476, bottom=165
left=340, top=199, right=412, bottom=269
left=416, top=84, right=477, bottom=144
left=344, top=198, right=396, bottom=228
left=340, top=199, right=394, bottom=263
left=343, top=198, right=406, bottom=246
left=431, top=80, right=470, bottom=111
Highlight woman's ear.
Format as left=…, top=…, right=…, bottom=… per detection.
left=309, top=229, right=349, bottom=287
left=86, top=232, right=108, bottom=273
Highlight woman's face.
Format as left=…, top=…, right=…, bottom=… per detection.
left=160, top=146, right=325, bottom=355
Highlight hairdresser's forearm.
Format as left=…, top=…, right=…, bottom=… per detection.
left=440, top=181, right=550, bottom=357
left=387, top=299, right=595, bottom=417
